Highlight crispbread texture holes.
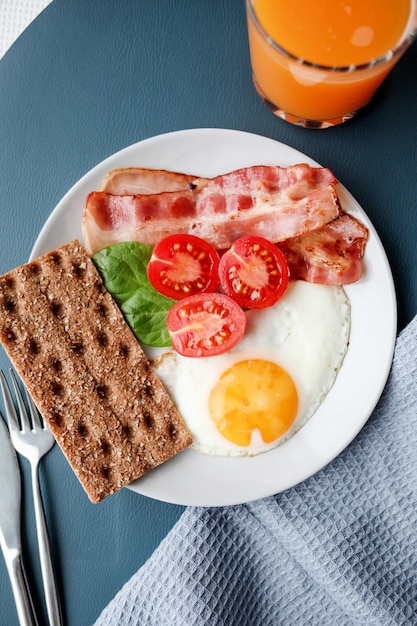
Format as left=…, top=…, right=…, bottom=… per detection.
left=0, top=240, right=192, bottom=503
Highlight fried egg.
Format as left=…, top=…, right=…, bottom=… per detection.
left=144, top=281, right=350, bottom=457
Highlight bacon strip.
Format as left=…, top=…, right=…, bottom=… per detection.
left=98, top=167, right=206, bottom=195
left=200, top=163, right=337, bottom=202
left=278, top=214, right=369, bottom=285
left=83, top=164, right=341, bottom=255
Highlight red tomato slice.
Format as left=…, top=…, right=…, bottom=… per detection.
left=166, top=293, right=246, bottom=357
left=147, top=234, right=220, bottom=300
left=219, top=236, right=289, bottom=309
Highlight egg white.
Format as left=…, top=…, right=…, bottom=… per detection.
left=143, top=281, right=351, bottom=457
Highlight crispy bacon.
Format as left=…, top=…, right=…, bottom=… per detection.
left=200, top=163, right=337, bottom=203
left=98, top=167, right=205, bottom=195
left=83, top=164, right=341, bottom=255
left=278, top=214, right=369, bottom=284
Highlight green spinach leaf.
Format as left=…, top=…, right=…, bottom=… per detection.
left=93, top=242, right=175, bottom=347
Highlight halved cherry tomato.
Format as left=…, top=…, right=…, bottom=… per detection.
left=218, top=235, right=289, bottom=309
left=147, top=234, right=220, bottom=300
left=166, top=293, right=246, bottom=357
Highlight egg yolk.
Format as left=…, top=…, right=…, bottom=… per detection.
left=209, top=360, right=298, bottom=447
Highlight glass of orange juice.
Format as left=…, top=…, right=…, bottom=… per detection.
left=246, top=0, right=417, bottom=128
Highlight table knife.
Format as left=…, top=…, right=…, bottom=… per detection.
left=0, top=416, right=38, bottom=626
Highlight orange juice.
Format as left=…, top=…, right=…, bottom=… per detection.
left=246, top=0, right=415, bottom=126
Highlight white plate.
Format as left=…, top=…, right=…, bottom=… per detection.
left=31, top=128, right=397, bottom=507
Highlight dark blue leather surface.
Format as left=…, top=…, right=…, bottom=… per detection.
left=0, top=1, right=416, bottom=624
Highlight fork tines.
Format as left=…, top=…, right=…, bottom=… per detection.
left=0, top=369, right=46, bottom=433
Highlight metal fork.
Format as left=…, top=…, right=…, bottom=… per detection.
left=0, top=369, right=62, bottom=626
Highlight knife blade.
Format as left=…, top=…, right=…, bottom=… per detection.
left=0, top=415, right=38, bottom=626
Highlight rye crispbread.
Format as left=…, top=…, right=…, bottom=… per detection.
left=0, top=240, right=192, bottom=502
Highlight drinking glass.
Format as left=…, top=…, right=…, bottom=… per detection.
left=246, top=0, right=417, bottom=128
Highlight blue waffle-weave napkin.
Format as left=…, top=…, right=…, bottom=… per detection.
left=94, top=315, right=417, bottom=626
